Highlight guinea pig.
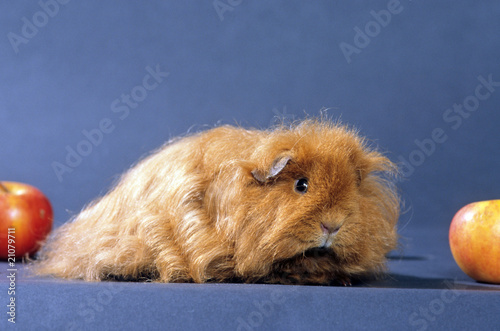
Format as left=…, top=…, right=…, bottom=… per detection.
left=33, top=119, right=400, bottom=285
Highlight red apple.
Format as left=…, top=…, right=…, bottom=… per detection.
left=0, top=181, right=53, bottom=259
left=449, top=200, right=500, bottom=284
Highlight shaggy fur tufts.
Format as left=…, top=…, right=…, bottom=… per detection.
left=32, top=120, right=400, bottom=285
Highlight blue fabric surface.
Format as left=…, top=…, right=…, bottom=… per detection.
left=1, top=255, right=499, bottom=330
left=1, top=1, right=500, bottom=330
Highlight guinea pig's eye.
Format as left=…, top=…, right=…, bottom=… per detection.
left=294, top=178, right=309, bottom=194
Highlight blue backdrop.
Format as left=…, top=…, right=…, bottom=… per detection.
left=2, top=1, right=499, bottom=233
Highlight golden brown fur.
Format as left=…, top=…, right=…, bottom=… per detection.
left=33, top=120, right=400, bottom=285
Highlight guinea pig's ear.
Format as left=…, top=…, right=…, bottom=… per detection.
left=251, top=154, right=291, bottom=183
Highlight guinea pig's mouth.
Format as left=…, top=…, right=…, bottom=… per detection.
left=271, top=247, right=337, bottom=271
left=303, top=247, right=334, bottom=258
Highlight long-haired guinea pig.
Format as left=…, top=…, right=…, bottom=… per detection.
left=33, top=119, right=400, bottom=285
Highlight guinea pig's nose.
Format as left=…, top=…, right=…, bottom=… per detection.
left=320, top=222, right=341, bottom=235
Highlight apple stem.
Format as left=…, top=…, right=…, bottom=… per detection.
left=0, top=182, right=9, bottom=193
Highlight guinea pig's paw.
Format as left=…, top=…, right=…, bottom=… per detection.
left=330, top=274, right=353, bottom=286
left=340, top=278, right=352, bottom=287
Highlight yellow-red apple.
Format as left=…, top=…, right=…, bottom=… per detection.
left=449, top=200, right=500, bottom=284
left=0, top=181, right=53, bottom=259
